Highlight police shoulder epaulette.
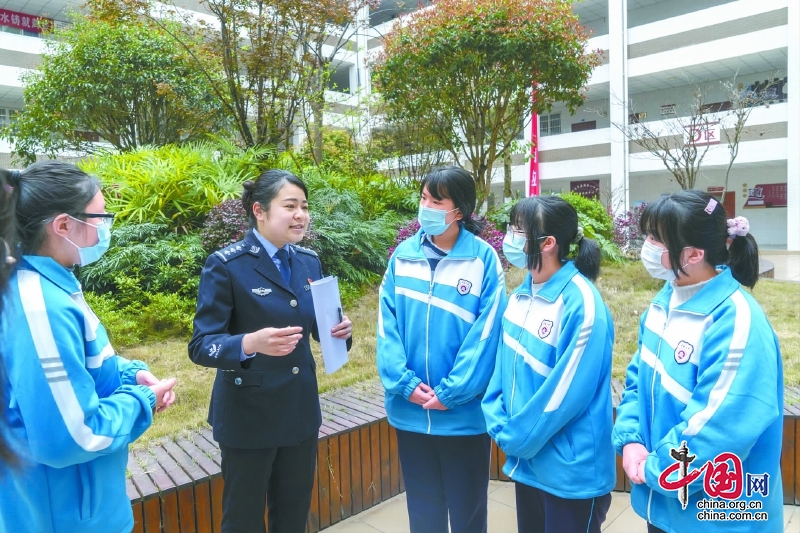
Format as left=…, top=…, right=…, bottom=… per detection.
left=213, top=241, right=249, bottom=263
left=293, top=245, right=318, bottom=258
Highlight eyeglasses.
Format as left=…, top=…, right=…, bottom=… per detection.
left=71, top=212, right=116, bottom=230
left=506, top=227, right=549, bottom=241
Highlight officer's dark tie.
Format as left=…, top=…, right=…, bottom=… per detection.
left=275, top=248, right=291, bottom=285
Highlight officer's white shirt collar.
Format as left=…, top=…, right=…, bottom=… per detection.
left=251, top=229, right=290, bottom=269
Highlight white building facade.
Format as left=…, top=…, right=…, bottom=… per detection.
left=2, top=0, right=798, bottom=249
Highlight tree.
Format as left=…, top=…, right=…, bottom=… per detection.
left=615, top=74, right=780, bottom=191
left=292, top=0, right=378, bottom=165
left=94, top=0, right=317, bottom=150
left=2, top=12, right=226, bottom=164
left=373, top=0, right=599, bottom=208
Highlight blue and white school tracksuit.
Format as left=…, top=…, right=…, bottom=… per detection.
left=377, top=228, right=505, bottom=533
left=377, top=228, right=505, bottom=435
left=0, top=255, right=156, bottom=533
left=612, top=268, right=783, bottom=533
left=482, top=263, right=616, bottom=499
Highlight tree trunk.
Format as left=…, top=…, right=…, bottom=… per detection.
left=503, top=150, right=512, bottom=200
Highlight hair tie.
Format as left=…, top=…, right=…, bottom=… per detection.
left=8, top=169, right=21, bottom=188
left=572, top=226, right=584, bottom=244
left=727, top=216, right=749, bottom=238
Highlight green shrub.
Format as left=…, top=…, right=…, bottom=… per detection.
left=78, top=223, right=206, bottom=300
left=79, top=141, right=275, bottom=231
left=200, top=198, right=250, bottom=253
left=84, top=290, right=195, bottom=348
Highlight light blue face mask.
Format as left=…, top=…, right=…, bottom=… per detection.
left=418, top=204, right=458, bottom=236
left=65, top=216, right=112, bottom=266
left=502, top=230, right=529, bottom=270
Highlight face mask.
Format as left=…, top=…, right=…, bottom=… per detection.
left=64, top=216, right=112, bottom=266
left=640, top=240, right=675, bottom=281
left=418, top=205, right=458, bottom=236
left=502, top=231, right=528, bottom=270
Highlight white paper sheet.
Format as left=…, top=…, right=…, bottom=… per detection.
left=309, top=276, right=349, bottom=374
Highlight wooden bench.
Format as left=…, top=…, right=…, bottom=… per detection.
left=127, top=380, right=800, bottom=533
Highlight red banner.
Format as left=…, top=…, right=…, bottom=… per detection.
left=743, top=183, right=787, bottom=208
left=528, top=87, right=540, bottom=197
left=0, top=8, right=53, bottom=34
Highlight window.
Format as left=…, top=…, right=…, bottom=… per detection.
left=540, top=113, right=561, bottom=136
left=0, top=108, right=19, bottom=128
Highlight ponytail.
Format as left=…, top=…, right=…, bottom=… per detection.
left=727, top=218, right=759, bottom=288
left=574, top=234, right=601, bottom=281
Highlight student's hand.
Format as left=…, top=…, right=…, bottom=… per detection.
left=243, top=326, right=303, bottom=356
left=422, top=394, right=448, bottom=411
left=137, top=370, right=176, bottom=412
left=623, top=443, right=649, bottom=484
left=148, top=378, right=177, bottom=413
left=331, top=315, right=352, bottom=340
left=409, top=383, right=434, bottom=406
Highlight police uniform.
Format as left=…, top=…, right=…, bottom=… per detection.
left=189, top=229, right=349, bottom=533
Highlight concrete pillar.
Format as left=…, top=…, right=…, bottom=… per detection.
left=787, top=0, right=799, bottom=251
left=608, top=0, right=629, bottom=215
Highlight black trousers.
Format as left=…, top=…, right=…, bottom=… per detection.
left=647, top=524, right=668, bottom=533
left=395, top=429, right=491, bottom=533
left=219, top=434, right=317, bottom=533
left=515, top=482, right=612, bottom=533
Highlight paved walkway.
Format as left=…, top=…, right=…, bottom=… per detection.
left=324, top=481, right=799, bottom=533
left=761, top=251, right=800, bottom=281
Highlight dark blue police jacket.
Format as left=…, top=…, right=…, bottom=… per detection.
left=189, top=230, right=346, bottom=449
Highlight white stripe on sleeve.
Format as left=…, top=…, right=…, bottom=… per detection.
left=17, top=270, right=114, bottom=452
left=683, top=290, right=750, bottom=436
left=544, top=275, right=595, bottom=413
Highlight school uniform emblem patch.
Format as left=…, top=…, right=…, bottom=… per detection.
left=457, top=279, right=472, bottom=295
left=674, top=341, right=694, bottom=364
left=538, top=320, right=553, bottom=339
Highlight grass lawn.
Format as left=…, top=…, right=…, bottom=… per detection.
left=123, top=261, right=800, bottom=448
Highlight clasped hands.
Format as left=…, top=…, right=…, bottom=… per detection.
left=622, top=442, right=649, bottom=485
left=136, top=370, right=177, bottom=413
left=409, top=383, right=447, bottom=411
left=243, top=316, right=352, bottom=357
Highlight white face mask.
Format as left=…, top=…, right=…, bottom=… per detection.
left=640, top=240, right=675, bottom=281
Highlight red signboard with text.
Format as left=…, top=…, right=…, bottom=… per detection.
left=528, top=86, right=540, bottom=197
left=0, top=8, right=53, bottom=34
left=743, top=183, right=787, bottom=209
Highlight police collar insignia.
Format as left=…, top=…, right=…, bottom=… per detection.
left=250, top=245, right=260, bottom=254
left=252, top=287, right=272, bottom=296
left=457, top=279, right=472, bottom=295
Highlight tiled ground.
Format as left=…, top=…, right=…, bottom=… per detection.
left=761, top=252, right=800, bottom=282
left=323, top=481, right=800, bottom=533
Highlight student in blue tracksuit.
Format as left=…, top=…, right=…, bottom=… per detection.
left=377, top=166, right=505, bottom=533
left=0, top=161, right=177, bottom=533
left=612, top=190, right=783, bottom=533
left=482, top=195, right=615, bottom=533
left=0, top=168, right=18, bottom=468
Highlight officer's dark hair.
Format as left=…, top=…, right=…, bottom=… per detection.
left=420, top=166, right=483, bottom=235
left=0, top=169, right=18, bottom=468
left=509, top=195, right=601, bottom=281
left=242, top=169, right=308, bottom=228
left=12, top=161, right=101, bottom=255
left=639, top=189, right=759, bottom=288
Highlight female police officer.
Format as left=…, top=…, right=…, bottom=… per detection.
left=189, top=169, right=352, bottom=533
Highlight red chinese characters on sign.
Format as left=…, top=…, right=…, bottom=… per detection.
left=0, top=8, right=53, bottom=34
left=659, top=450, right=744, bottom=500
left=685, top=122, right=721, bottom=146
